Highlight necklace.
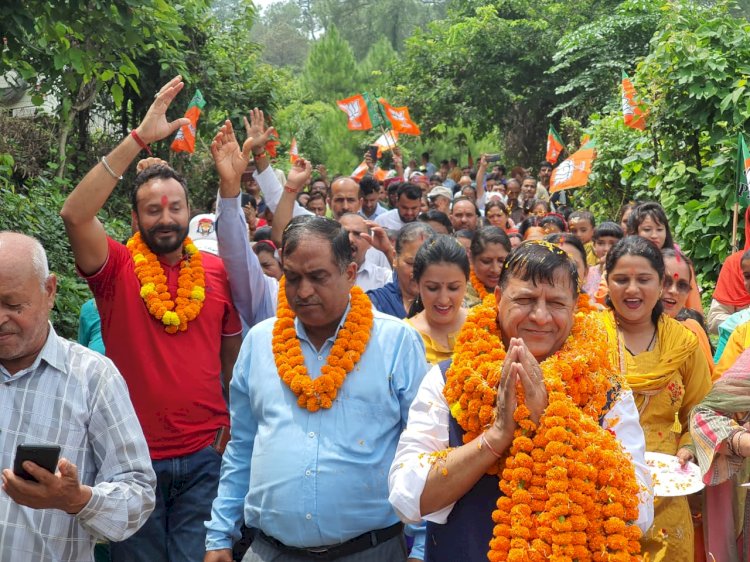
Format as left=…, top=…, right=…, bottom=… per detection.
left=126, top=232, right=205, bottom=333
left=622, top=325, right=657, bottom=355
left=272, top=276, right=373, bottom=412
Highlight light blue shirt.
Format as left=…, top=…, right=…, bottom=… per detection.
left=205, top=307, right=429, bottom=550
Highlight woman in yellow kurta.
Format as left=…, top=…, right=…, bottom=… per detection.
left=406, top=234, right=469, bottom=364
left=600, top=236, right=712, bottom=561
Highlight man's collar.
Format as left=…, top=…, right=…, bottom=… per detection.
left=294, top=299, right=352, bottom=347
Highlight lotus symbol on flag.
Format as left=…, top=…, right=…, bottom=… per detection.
left=622, top=96, right=634, bottom=118
left=343, top=101, right=362, bottom=120
left=553, top=160, right=585, bottom=187
left=388, top=108, right=407, bottom=123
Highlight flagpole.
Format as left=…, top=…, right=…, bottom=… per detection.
left=732, top=202, right=740, bottom=253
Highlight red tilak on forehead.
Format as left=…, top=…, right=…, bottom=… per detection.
left=673, top=272, right=679, bottom=280
left=161, top=195, right=168, bottom=208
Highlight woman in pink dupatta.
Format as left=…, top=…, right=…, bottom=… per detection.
left=691, top=347, right=750, bottom=561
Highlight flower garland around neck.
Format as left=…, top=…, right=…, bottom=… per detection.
left=443, top=302, right=642, bottom=561
left=126, top=232, right=205, bottom=334
left=272, top=276, right=373, bottom=412
left=469, top=269, right=491, bottom=301
left=576, top=291, right=596, bottom=314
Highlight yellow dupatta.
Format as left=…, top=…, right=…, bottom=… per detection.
left=600, top=309, right=697, bottom=393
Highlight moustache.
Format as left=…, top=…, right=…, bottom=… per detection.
left=147, top=224, right=181, bottom=236
left=293, top=299, right=322, bottom=307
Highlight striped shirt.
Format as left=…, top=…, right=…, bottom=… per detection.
left=0, top=325, right=156, bottom=562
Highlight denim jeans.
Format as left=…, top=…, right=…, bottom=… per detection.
left=110, top=445, right=222, bottom=562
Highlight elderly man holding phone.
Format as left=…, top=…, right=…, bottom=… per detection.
left=0, top=232, right=155, bottom=562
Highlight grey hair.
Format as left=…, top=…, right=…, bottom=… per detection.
left=396, top=222, right=434, bottom=255
left=0, top=232, right=50, bottom=288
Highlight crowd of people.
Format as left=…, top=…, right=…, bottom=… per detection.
left=3, top=76, right=750, bottom=562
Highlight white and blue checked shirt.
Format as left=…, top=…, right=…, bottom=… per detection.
left=0, top=325, right=156, bottom=562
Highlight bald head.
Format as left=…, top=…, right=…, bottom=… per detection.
left=329, top=177, right=362, bottom=219
left=0, top=232, right=56, bottom=374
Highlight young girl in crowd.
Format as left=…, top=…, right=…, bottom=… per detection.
left=406, top=235, right=469, bottom=364
left=586, top=221, right=623, bottom=299
left=568, top=209, right=598, bottom=266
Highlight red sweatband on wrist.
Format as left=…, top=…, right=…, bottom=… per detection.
left=130, top=130, right=153, bottom=156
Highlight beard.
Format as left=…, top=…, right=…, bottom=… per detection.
left=139, top=222, right=189, bottom=255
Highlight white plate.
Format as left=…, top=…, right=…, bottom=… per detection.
left=645, top=451, right=704, bottom=497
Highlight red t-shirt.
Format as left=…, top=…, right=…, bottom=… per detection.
left=84, top=237, right=242, bottom=459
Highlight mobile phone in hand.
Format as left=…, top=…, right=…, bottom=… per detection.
left=367, top=145, right=379, bottom=162
left=485, top=154, right=501, bottom=163
left=14, top=444, right=61, bottom=482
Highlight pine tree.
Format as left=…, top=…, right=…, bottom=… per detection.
left=302, top=26, right=360, bottom=101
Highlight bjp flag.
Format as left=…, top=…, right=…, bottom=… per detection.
left=264, top=137, right=280, bottom=158
left=289, top=137, right=299, bottom=164
left=379, top=98, right=421, bottom=135
left=546, top=125, right=564, bottom=165
left=373, top=130, right=399, bottom=157
left=352, top=161, right=387, bottom=182
left=549, top=140, right=596, bottom=193
left=171, top=89, right=205, bottom=153
left=622, top=72, right=647, bottom=131
left=337, top=94, right=373, bottom=131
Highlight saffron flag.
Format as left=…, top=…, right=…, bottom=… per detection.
left=373, top=130, right=399, bottom=157
left=546, top=125, right=565, bottom=165
left=337, top=94, right=373, bottom=130
left=737, top=133, right=750, bottom=206
left=622, top=72, right=647, bottom=130
left=289, top=137, right=299, bottom=164
left=171, top=89, right=206, bottom=153
left=549, top=140, right=597, bottom=193
left=352, top=161, right=387, bottom=182
left=263, top=137, right=280, bottom=158
left=379, top=98, right=421, bottom=135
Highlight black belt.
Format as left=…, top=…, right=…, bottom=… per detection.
left=258, top=522, right=403, bottom=560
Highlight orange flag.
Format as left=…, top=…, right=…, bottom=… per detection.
left=549, top=140, right=596, bottom=193
left=379, top=98, right=421, bottom=135
left=546, top=125, right=564, bottom=165
left=337, top=94, right=373, bottom=130
left=171, top=90, right=205, bottom=154
left=622, top=72, right=647, bottom=130
left=373, top=130, right=399, bottom=157
left=289, top=137, right=299, bottom=163
left=352, top=161, right=387, bottom=182
left=264, top=137, right=280, bottom=158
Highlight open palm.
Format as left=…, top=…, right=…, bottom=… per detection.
left=210, top=120, right=252, bottom=187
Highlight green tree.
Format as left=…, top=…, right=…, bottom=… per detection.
left=252, top=1, right=312, bottom=69
left=302, top=26, right=361, bottom=101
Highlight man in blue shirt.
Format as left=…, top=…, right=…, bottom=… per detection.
left=204, top=121, right=429, bottom=561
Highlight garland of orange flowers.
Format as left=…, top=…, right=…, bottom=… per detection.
left=444, top=302, right=642, bottom=561
left=272, top=276, right=373, bottom=412
left=126, top=232, right=205, bottom=334
left=576, top=292, right=596, bottom=314
left=470, top=269, right=491, bottom=300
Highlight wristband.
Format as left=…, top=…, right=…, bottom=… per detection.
left=130, top=130, right=153, bottom=156
left=480, top=433, right=502, bottom=458
left=253, top=151, right=267, bottom=160
left=284, top=184, right=299, bottom=194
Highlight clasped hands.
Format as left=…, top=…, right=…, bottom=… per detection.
left=487, top=338, right=548, bottom=447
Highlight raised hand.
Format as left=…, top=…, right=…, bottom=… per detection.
left=134, top=76, right=191, bottom=145
left=243, top=108, right=277, bottom=155
left=286, top=158, right=313, bottom=191
left=210, top=120, right=253, bottom=191
left=362, top=221, right=393, bottom=255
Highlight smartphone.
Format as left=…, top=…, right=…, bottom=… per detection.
left=485, top=154, right=501, bottom=163
left=14, top=444, right=61, bottom=482
left=367, top=145, right=379, bottom=162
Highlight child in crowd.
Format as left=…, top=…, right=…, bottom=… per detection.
left=568, top=210, right=598, bottom=266
left=583, top=221, right=623, bottom=298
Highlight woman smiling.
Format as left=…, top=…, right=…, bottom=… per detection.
left=406, top=235, right=469, bottom=364
left=600, top=236, right=711, bottom=560
left=465, top=227, right=511, bottom=307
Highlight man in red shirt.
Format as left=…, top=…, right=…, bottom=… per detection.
left=61, top=76, right=242, bottom=562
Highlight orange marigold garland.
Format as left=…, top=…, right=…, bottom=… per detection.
left=272, top=276, right=373, bottom=412
left=126, top=232, right=205, bottom=334
left=444, top=301, right=642, bottom=561
left=470, top=269, right=491, bottom=300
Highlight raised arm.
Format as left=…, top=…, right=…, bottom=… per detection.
left=475, top=155, right=488, bottom=209
left=271, top=159, right=313, bottom=248
left=60, top=76, right=190, bottom=275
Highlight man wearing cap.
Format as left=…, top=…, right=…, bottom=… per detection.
left=60, top=76, right=243, bottom=562
left=427, top=186, right=452, bottom=215
left=189, top=213, right=220, bottom=255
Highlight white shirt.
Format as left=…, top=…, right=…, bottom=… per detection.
left=356, top=260, right=393, bottom=292
left=359, top=204, right=388, bottom=221
left=375, top=209, right=406, bottom=231
left=388, top=365, right=654, bottom=533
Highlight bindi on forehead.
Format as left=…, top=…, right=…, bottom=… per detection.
left=161, top=195, right=169, bottom=208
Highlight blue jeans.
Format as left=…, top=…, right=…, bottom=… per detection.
left=110, top=445, right=222, bottom=562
